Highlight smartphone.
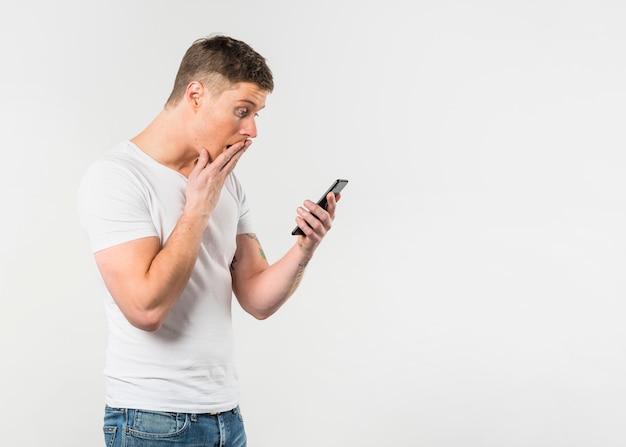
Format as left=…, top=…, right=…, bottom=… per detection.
left=292, top=179, right=349, bottom=236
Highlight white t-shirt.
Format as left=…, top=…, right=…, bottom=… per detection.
left=78, top=141, right=254, bottom=413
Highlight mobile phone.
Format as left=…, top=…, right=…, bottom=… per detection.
left=291, top=179, right=349, bottom=236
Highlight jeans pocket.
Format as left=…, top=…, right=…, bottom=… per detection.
left=234, top=406, right=244, bottom=423
left=129, top=410, right=189, bottom=439
left=103, top=426, right=117, bottom=447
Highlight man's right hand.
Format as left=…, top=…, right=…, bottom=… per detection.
left=184, top=140, right=251, bottom=223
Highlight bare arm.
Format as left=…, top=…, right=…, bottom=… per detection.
left=231, top=192, right=340, bottom=319
left=94, top=143, right=249, bottom=331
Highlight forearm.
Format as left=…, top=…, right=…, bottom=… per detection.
left=234, top=243, right=313, bottom=320
left=96, top=211, right=207, bottom=331
left=140, top=215, right=206, bottom=314
left=233, top=191, right=340, bottom=320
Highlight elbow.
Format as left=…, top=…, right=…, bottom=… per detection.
left=124, top=308, right=166, bottom=332
left=239, top=300, right=276, bottom=320
left=132, top=319, right=163, bottom=332
left=107, top=287, right=174, bottom=332
left=234, top=289, right=281, bottom=320
left=129, top=316, right=163, bottom=332
left=250, top=309, right=273, bottom=321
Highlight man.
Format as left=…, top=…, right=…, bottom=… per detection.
left=78, top=34, right=340, bottom=447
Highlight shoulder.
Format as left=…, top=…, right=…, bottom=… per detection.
left=80, top=142, right=153, bottom=190
left=78, top=142, right=153, bottom=210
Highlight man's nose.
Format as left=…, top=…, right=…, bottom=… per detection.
left=241, top=118, right=257, bottom=139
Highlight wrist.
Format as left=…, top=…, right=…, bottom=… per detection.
left=178, top=209, right=209, bottom=235
left=294, top=240, right=315, bottom=264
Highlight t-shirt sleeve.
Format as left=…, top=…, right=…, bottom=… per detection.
left=78, top=160, right=158, bottom=253
left=230, top=173, right=254, bottom=235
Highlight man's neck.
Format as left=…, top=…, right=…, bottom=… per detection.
left=131, top=110, right=199, bottom=177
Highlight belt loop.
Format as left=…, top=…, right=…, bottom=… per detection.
left=191, top=413, right=197, bottom=422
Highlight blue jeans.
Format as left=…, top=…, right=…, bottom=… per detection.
left=103, top=406, right=247, bottom=447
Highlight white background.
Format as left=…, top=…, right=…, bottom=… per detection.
left=1, top=1, right=625, bottom=446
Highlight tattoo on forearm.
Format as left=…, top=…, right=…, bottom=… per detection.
left=288, top=262, right=308, bottom=295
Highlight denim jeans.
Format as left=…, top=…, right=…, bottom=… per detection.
left=103, top=406, right=247, bottom=447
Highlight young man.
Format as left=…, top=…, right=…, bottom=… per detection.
left=78, top=35, right=341, bottom=447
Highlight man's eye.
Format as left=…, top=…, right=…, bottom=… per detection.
left=236, top=108, right=249, bottom=118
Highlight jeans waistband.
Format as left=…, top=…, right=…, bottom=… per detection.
left=105, top=405, right=238, bottom=417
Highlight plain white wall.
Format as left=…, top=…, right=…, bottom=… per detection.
left=1, top=1, right=625, bottom=446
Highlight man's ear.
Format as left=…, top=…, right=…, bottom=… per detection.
left=186, top=81, right=204, bottom=108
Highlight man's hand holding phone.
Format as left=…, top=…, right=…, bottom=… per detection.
left=292, top=179, right=348, bottom=249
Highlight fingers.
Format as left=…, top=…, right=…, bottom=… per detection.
left=218, top=140, right=251, bottom=172
left=190, top=149, right=210, bottom=177
left=192, top=141, right=251, bottom=178
left=185, top=142, right=251, bottom=215
left=296, top=194, right=335, bottom=240
left=324, top=192, right=340, bottom=217
left=306, top=192, right=337, bottom=221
